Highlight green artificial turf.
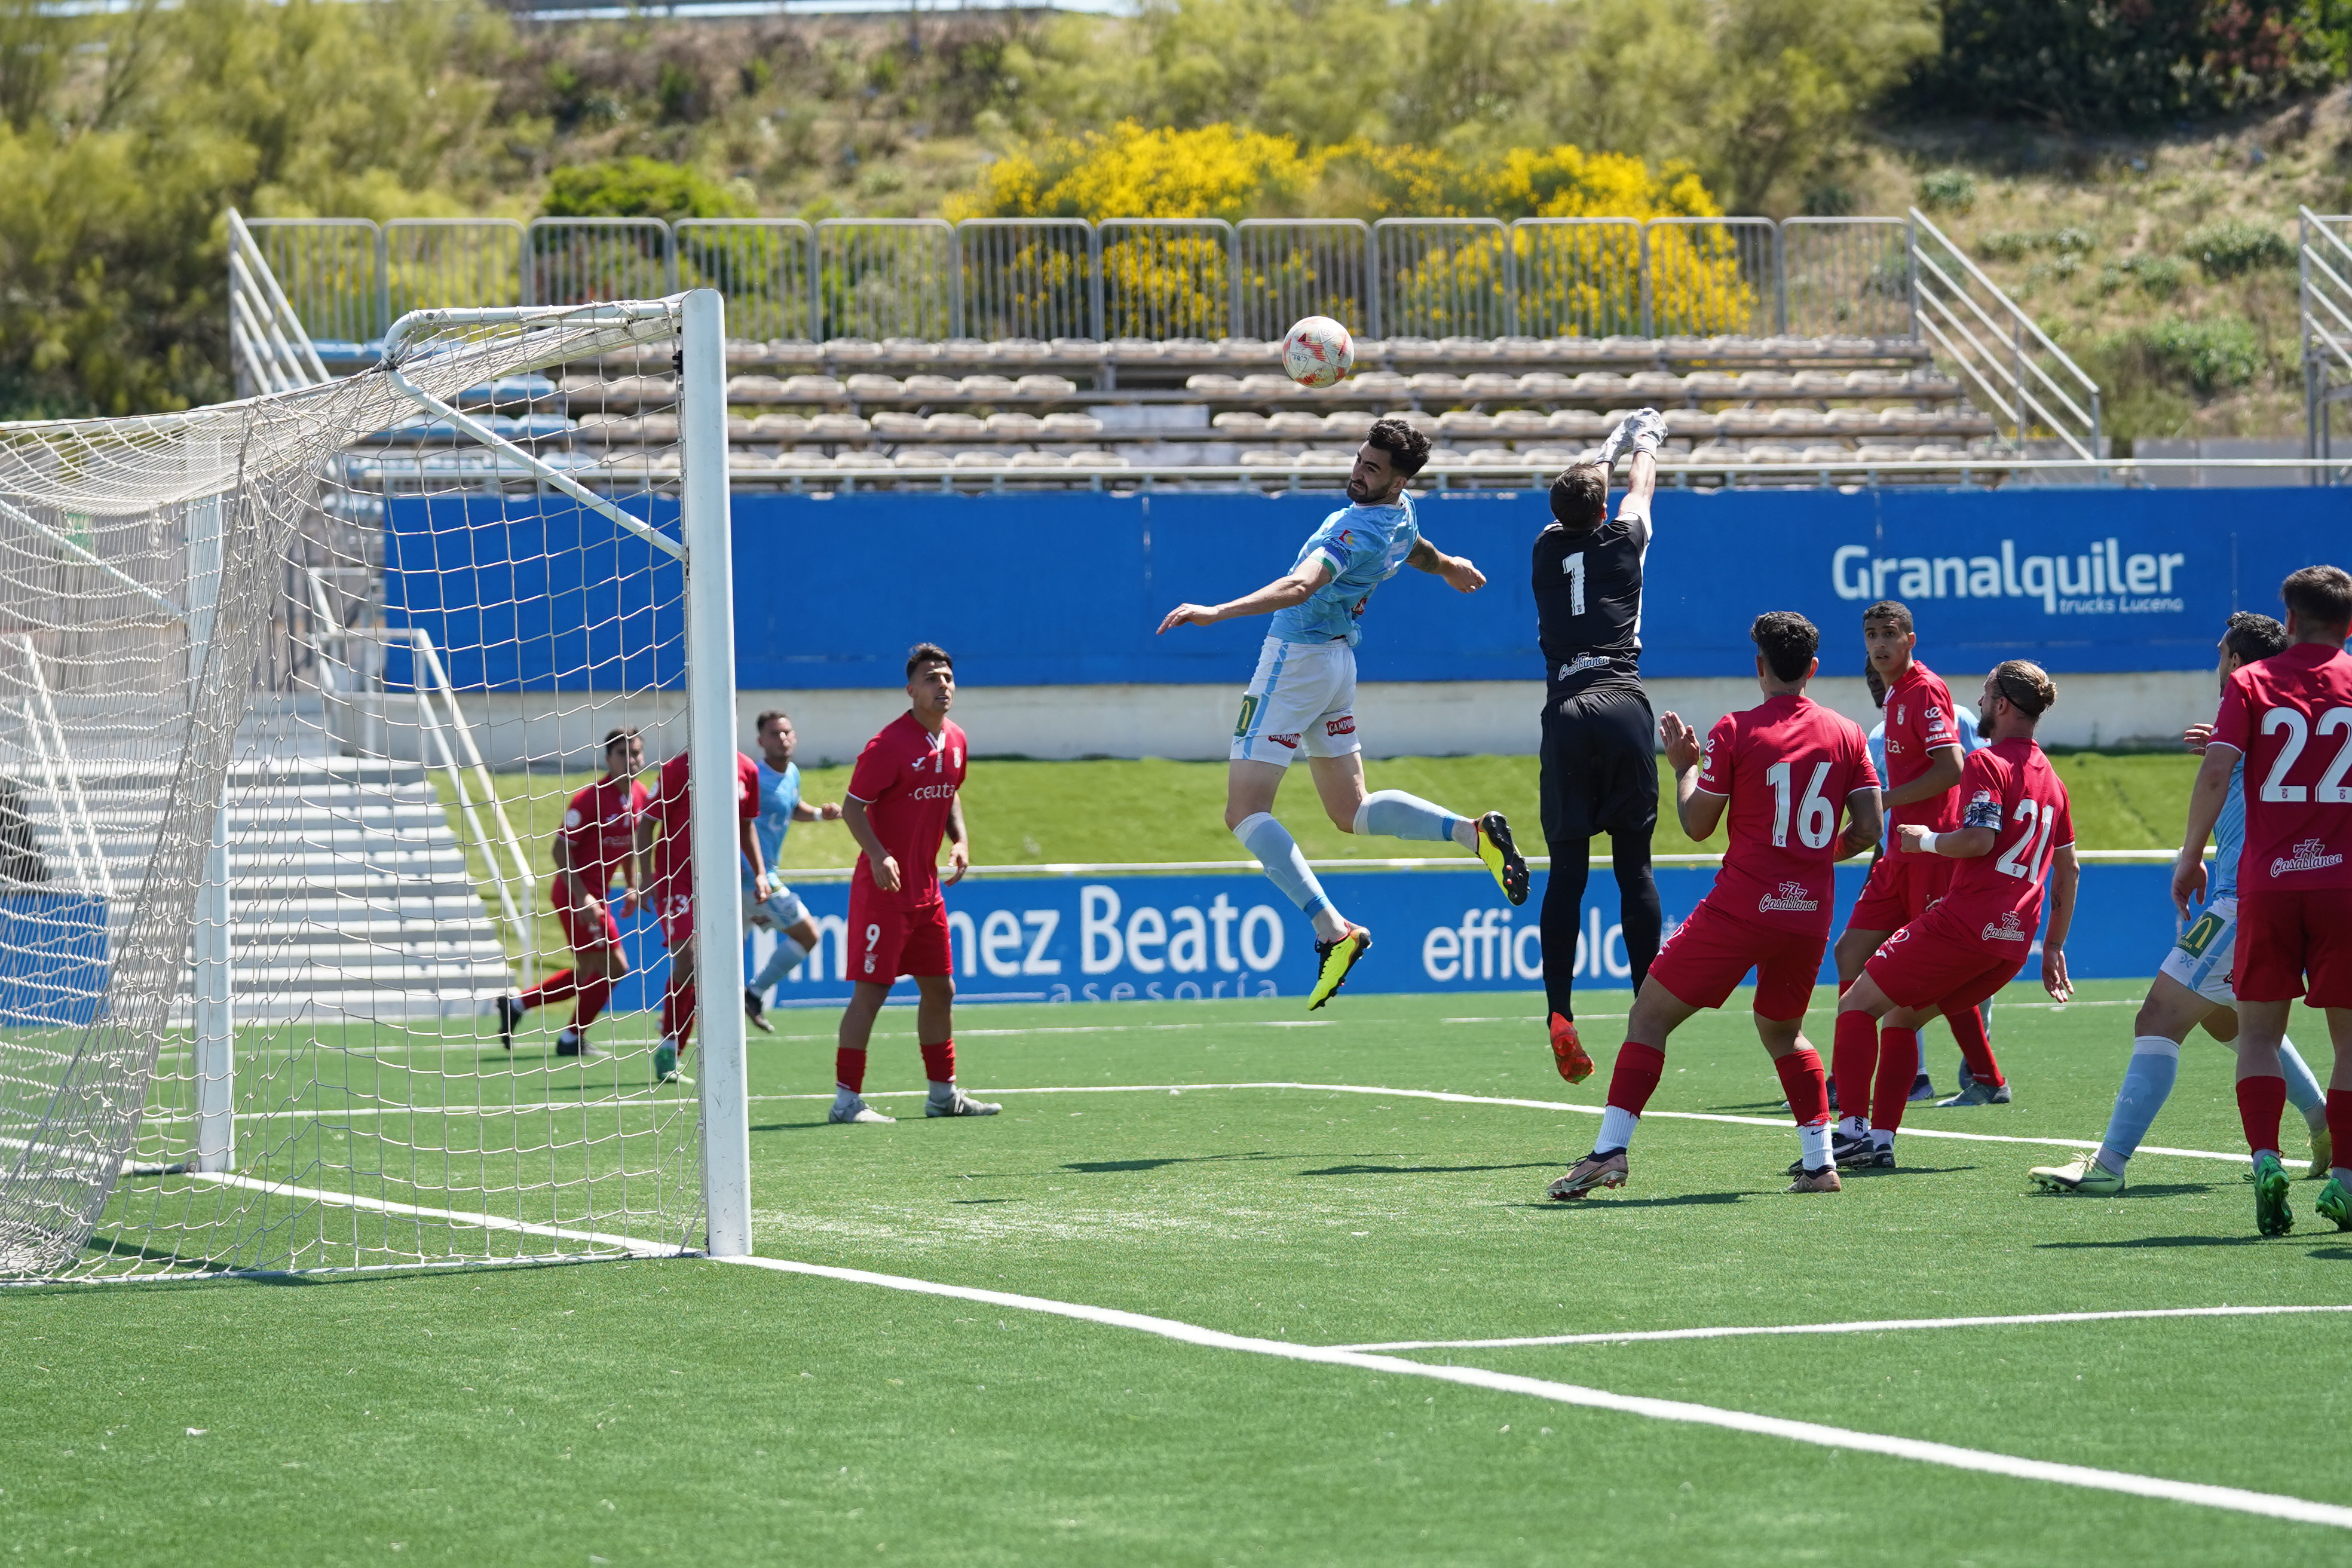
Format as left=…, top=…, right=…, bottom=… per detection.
left=12, top=982, right=2350, bottom=1565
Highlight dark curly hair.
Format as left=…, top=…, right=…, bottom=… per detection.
left=1750, top=612, right=1820, bottom=683
left=1364, top=416, right=1430, bottom=477
left=2222, top=610, right=2288, bottom=666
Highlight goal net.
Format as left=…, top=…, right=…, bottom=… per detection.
left=0, top=294, right=751, bottom=1281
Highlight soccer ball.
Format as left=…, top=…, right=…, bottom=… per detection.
left=1282, top=316, right=1355, bottom=389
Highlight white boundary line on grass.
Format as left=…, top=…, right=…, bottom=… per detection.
left=1337, top=1302, right=2352, bottom=1352
left=711, top=1253, right=2352, bottom=1532
left=131, top=1080, right=2294, bottom=1168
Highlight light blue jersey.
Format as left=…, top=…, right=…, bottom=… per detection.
left=2206, top=752, right=2247, bottom=907
left=1869, top=703, right=1982, bottom=847
left=1266, top=498, right=1421, bottom=648
left=746, top=758, right=801, bottom=892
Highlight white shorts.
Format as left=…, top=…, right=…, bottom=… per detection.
left=745, top=885, right=810, bottom=930
left=1230, top=638, right=1362, bottom=767
left=2158, top=895, right=2238, bottom=1007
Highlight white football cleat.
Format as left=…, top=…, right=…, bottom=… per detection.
left=828, top=1096, right=896, bottom=1125
left=926, top=1089, right=1001, bottom=1118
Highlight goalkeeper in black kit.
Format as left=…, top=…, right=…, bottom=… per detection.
left=1533, top=408, right=1668, bottom=1083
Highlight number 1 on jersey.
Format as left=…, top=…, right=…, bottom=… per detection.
left=1561, top=551, right=1585, bottom=617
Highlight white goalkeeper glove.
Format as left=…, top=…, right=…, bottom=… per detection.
left=1597, top=408, right=1668, bottom=467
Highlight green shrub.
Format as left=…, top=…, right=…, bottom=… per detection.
left=2136, top=314, right=2265, bottom=393
left=541, top=157, right=752, bottom=221
left=1917, top=167, right=1976, bottom=213
left=2181, top=218, right=2293, bottom=276
left=2127, top=255, right=2185, bottom=298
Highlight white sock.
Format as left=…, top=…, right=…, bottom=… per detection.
left=833, top=1084, right=860, bottom=1104
left=927, top=1079, right=956, bottom=1102
left=557, top=1026, right=580, bottom=1046
left=1594, top=1104, right=1638, bottom=1153
left=2334, top=1166, right=2352, bottom=1188
left=1350, top=789, right=1462, bottom=844
left=1870, top=1129, right=1894, bottom=1152
left=751, top=934, right=811, bottom=993
left=1838, top=1114, right=1867, bottom=1140
left=1797, top=1122, right=1831, bottom=1169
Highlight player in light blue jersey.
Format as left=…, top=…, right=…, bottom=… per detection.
left=742, top=709, right=843, bottom=1033
left=1156, top=417, right=1530, bottom=1009
left=2031, top=613, right=2332, bottom=1194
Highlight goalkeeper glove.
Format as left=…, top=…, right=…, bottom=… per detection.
left=1598, top=407, right=1668, bottom=467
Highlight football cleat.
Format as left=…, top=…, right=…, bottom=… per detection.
left=1546, top=1149, right=1628, bottom=1199
left=1937, top=1079, right=2012, bottom=1107
left=926, top=1089, right=1001, bottom=1118
left=829, top=1096, right=896, bottom=1125
left=1784, top=1165, right=1843, bottom=1194
left=1907, top=1073, right=1938, bottom=1103
left=554, top=1031, right=602, bottom=1061
left=2029, top=1156, right=2123, bottom=1196
left=653, top=1041, right=691, bottom=1086
left=2253, top=1152, right=2294, bottom=1236
left=2310, top=1123, right=2335, bottom=1181
left=744, top=987, right=774, bottom=1034
left=1475, top=813, right=1529, bottom=906
left=1307, top=925, right=1372, bottom=1010
left=1829, top=1129, right=1877, bottom=1168
left=495, top=993, right=522, bottom=1051
left=1549, top=1013, right=1594, bottom=1084
left=2316, top=1175, right=2352, bottom=1232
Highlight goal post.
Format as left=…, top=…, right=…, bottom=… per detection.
left=0, top=289, right=749, bottom=1281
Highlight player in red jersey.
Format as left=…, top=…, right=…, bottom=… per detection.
left=2174, top=564, right=2352, bottom=1236
left=829, top=643, right=999, bottom=1125
left=1834, top=599, right=2011, bottom=1108
left=499, top=727, right=648, bottom=1059
left=639, top=742, right=767, bottom=1085
left=1833, top=660, right=2078, bottom=1170
left=1546, top=612, right=1881, bottom=1200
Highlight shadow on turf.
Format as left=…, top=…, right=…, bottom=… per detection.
left=1515, top=1192, right=1747, bottom=1209
left=1062, top=1152, right=1294, bottom=1174
left=1297, top=1161, right=1563, bottom=1177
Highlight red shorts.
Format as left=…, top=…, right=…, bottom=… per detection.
left=552, top=889, right=622, bottom=953
left=1846, top=847, right=1955, bottom=935
left=1647, top=895, right=1827, bottom=1021
left=2234, top=887, right=2352, bottom=1007
left=846, top=886, right=953, bottom=984
left=1863, top=902, right=2026, bottom=1014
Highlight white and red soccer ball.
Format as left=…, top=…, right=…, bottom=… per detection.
left=1282, top=316, right=1354, bottom=388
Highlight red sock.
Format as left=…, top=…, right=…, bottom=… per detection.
left=2238, top=1074, right=2287, bottom=1155
left=1774, top=1046, right=1830, bottom=1127
left=572, top=975, right=611, bottom=1032
left=519, top=969, right=576, bottom=1010
left=1831, top=1010, right=1879, bottom=1122
left=920, top=1039, right=956, bottom=1084
left=659, top=983, right=676, bottom=1042
left=1606, top=1042, right=1665, bottom=1117
left=835, top=1047, right=867, bottom=1094
left=1944, top=1002, right=2003, bottom=1088
left=1871, top=1026, right=1917, bottom=1135
left=2329, top=1090, right=2352, bottom=1173
left=673, top=981, right=697, bottom=1050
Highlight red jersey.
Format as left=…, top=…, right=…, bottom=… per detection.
left=1695, top=693, right=1877, bottom=936
left=648, top=748, right=760, bottom=896
left=1936, top=738, right=2073, bottom=945
left=846, top=713, right=967, bottom=908
left=558, top=773, right=648, bottom=891
left=1881, top=660, right=1964, bottom=834
left=2212, top=642, right=2352, bottom=892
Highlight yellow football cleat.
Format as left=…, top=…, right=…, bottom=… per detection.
left=1308, top=925, right=1372, bottom=1010
left=1475, top=811, right=1529, bottom=906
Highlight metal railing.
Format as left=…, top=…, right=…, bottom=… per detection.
left=1, top=635, right=114, bottom=901
left=226, top=210, right=330, bottom=397
left=2299, top=207, right=2352, bottom=466
left=1909, top=209, right=2102, bottom=460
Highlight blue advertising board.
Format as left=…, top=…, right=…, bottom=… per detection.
left=0, top=892, right=108, bottom=1027
left=595, top=862, right=2182, bottom=1012
left=384, top=486, right=2348, bottom=692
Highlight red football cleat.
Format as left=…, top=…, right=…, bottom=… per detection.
left=1549, top=1013, right=1594, bottom=1084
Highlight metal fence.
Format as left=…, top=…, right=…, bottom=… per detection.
left=1911, top=208, right=2101, bottom=460
left=2301, top=208, right=2352, bottom=461
left=240, top=212, right=2001, bottom=348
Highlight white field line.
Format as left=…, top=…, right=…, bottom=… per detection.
left=713, top=1253, right=2352, bottom=1533
left=130, top=1080, right=2294, bottom=1169
left=1339, top=1303, right=2352, bottom=1352
left=177, top=1169, right=688, bottom=1259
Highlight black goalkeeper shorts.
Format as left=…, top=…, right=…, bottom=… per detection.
left=1540, top=685, right=1659, bottom=843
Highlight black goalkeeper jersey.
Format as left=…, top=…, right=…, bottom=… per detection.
left=1532, top=511, right=1649, bottom=699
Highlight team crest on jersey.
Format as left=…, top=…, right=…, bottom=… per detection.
left=1757, top=881, right=1819, bottom=914
left=1893, top=704, right=1905, bottom=727
left=1982, top=910, right=2029, bottom=942
left=2272, top=837, right=2345, bottom=877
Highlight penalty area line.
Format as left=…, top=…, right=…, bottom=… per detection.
left=1338, top=1301, right=2352, bottom=1352
left=711, top=1252, right=2352, bottom=1533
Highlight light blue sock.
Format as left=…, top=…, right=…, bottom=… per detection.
left=2280, top=1035, right=2325, bottom=1117
left=2096, top=1036, right=2180, bottom=1171
left=751, top=934, right=811, bottom=993
left=1236, top=813, right=1342, bottom=936
left=1352, top=789, right=1463, bottom=844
